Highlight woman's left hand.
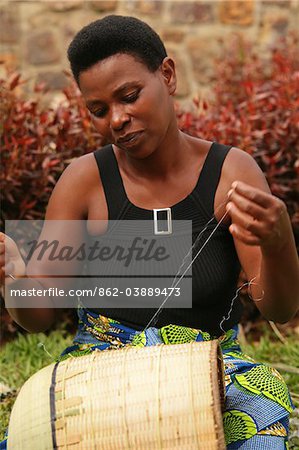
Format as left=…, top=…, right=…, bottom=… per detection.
left=226, top=180, right=289, bottom=252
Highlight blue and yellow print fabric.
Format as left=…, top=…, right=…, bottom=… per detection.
left=0, top=307, right=294, bottom=450
left=57, top=307, right=295, bottom=450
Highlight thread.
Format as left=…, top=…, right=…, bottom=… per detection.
left=61, top=358, right=71, bottom=450
left=188, top=342, right=200, bottom=449
left=156, top=345, right=163, bottom=450
left=143, top=205, right=229, bottom=331
left=89, top=351, right=98, bottom=448
left=37, top=342, right=53, bottom=359
left=248, top=276, right=265, bottom=303
left=219, top=282, right=249, bottom=333
left=219, top=276, right=264, bottom=332
left=121, top=346, right=131, bottom=450
left=7, top=273, right=16, bottom=281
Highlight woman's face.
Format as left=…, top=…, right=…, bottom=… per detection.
left=78, top=53, right=177, bottom=158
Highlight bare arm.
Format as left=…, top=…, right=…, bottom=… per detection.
left=1, top=154, right=95, bottom=332
left=224, top=148, right=299, bottom=323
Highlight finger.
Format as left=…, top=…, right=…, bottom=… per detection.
left=229, top=224, right=261, bottom=246
left=0, top=252, right=11, bottom=266
left=3, top=262, right=14, bottom=275
left=0, top=242, right=12, bottom=257
left=226, top=202, right=264, bottom=236
left=0, top=247, right=12, bottom=263
left=0, top=254, right=6, bottom=266
left=0, top=262, right=14, bottom=284
left=0, top=235, right=20, bottom=258
left=227, top=189, right=266, bottom=221
left=231, top=181, right=272, bottom=209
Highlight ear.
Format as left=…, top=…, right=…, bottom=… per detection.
left=160, top=57, right=177, bottom=96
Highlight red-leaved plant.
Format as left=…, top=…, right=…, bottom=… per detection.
left=1, top=72, right=104, bottom=341
left=177, top=33, right=299, bottom=244
left=1, top=72, right=103, bottom=224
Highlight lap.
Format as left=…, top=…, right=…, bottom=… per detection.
left=67, top=311, right=294, bottom=449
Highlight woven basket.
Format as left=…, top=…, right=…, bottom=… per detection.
left=8, top=340, right=226, bottom=449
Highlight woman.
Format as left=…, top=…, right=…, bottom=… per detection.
left=1, top=15, right=298, bottom=449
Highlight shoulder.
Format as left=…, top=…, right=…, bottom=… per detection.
left=222, top=146, right=271, bottom=193
left=213, top=145, right=270, bottom=222
left=54, top=152, right=100, bottom=194
left=61, top=151, right=98, bottom=180
left=46, top=151, right=101, bottom=219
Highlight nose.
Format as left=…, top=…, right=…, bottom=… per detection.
left=110, top=104, right=130, bottom=131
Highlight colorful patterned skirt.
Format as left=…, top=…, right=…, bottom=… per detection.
left=58, top=308, right=294, bottom=450
left=0, top=307, right=294, bottom=450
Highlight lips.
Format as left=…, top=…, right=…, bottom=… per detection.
left=116, top=131, right=143, bottom=146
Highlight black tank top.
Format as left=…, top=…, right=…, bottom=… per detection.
left=90, top=143, right=242, bottom=336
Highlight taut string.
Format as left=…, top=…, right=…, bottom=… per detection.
left=142, top=195, right=264, bottom=334
left=142, top=199, right=230, bottom=332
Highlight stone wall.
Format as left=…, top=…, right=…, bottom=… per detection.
left=1, top=0, right=298, bottom=105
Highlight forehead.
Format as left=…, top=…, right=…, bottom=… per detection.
left=79, top=53, right=156, bottom=99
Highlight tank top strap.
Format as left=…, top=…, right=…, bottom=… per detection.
left=194, top=142, right=232, bottom=217
left=93, top=144, right=129, bottom=220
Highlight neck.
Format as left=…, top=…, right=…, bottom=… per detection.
left=117, top=123, right=191, bottom=179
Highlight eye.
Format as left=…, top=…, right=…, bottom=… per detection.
left=123, top=90, right=140, bottom=103
left=91, top=107, right=107, bottom=119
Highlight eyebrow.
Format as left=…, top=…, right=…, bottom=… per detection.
left=86, top=82, right=141, bottom=109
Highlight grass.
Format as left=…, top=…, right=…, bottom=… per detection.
left=0, top=327, right=73, bottom=440
left=0, top=330, right=73, bottom=390
left=0, top=323, right=298, bottom=445
left=242, top=326, right=299, bottom=402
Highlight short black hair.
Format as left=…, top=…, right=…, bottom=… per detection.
left=67, top=15, right=168, bottom=85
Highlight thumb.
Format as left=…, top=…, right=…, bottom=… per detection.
left=0, top=233, right=21, bottom=259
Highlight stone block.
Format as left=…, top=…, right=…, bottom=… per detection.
left=0, top=53, right=18, bottom=71
left=0, top=3, right=20, bottom=44
left=261, top=0, right=290, bottom=6
left=27, top=31, right=61, bottom=65
left=166, top=47, right=190, bottom=98
left=260, top=9, right=290, bottom=35
left=219, top=0, right=255, bottom=26
left=161, top=28, right=186, bottom=43
left=89, top=0, right=118, bottom=12
left=124, top=0, right=165, bottom=16
left=187, top=36, right=220, bottom=85
left=170, top=2, right=215, bottom=24
left=36, top=71, right=70, bottom=90
left=48, top=1, right=83, bottom=12
left=28, top=10, right=62, bottom=29
left=61, top=11, right=102, bottom=45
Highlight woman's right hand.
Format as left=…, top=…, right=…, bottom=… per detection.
left=0, top=232, right=26, bottom=287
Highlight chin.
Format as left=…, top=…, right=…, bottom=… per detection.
left=116, top=142, right=153, bottom=159
left=133, top=144, right=158, bottom=159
